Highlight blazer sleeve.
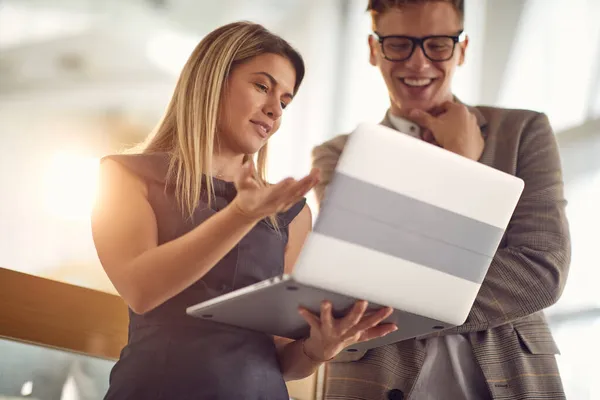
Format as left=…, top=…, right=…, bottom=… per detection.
left=311, top=136, right=346, bottom=207
left=312, top=114, right=571, bottom=336
left=430, top=112, right=571, bottom=336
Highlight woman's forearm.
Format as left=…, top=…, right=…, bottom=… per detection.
left=278, top=338, right=325, bottom=381
left=118, top=204, right=259, bottom=314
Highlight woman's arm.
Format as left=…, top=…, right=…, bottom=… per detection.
left=92, top=159, right=261, bottom=314
left=274, top=205, right=323, bottom=381
left=92, top=159, right=317, bottom=315
left=275, top=204, right=396, bottom=381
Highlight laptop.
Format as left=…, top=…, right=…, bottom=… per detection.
left=187, top=122, right=524, bottom=353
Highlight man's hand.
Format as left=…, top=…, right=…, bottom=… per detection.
left=407, top=101, right=484, bottom=161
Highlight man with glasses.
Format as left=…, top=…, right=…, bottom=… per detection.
left=311, top=1, right=570, bottom=399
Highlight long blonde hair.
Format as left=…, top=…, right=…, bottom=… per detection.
left=140, top=21, right=305, bottom=224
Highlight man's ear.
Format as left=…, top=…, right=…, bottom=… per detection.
left=368, top=35, right=378, bottom=66
left=457, top=35, right=469, bottom=66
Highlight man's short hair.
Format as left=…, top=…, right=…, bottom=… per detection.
left=367, top=0, right=465, bottom=26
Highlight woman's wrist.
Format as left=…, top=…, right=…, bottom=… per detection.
left=301, top=337, right=333, bottom=363
left=225, top=199, right=263, bottom=224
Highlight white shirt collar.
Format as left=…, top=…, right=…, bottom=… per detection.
left=387, top=112, right=421, bottom=139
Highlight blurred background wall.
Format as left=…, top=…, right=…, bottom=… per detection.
left=0, top=0, right=598, bottom=399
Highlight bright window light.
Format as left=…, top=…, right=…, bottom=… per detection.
left=0, top=4, right=91, bottom=49
left=44, top=152, right=100, bottom=222
left=146, top=29, right=200, bottom=76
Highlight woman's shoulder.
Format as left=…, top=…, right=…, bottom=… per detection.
left=101, top=152, right=171, bottom=185
left=277, top=198, right=309, bottom=228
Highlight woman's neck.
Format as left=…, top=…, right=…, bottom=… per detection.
left=211, top=151, right=246, bottom=181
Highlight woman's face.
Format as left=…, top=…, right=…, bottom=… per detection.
left=218, top=53, right=296, bottom=156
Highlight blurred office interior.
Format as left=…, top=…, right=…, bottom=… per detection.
left=0, top=0, right=599, bottom=399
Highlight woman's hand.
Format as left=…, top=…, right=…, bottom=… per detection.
left=230, top=160, right=320, bottom=220
left=298, top=300, right=397, bottom=362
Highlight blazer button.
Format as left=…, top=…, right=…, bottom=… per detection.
left=387, top=389, right=404, bottom=400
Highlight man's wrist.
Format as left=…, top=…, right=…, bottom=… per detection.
left=445, top=133, right=484, bottom=161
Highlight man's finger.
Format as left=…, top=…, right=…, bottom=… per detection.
left=421, top=130, right=439, bottom=146
left=421, top=129, right=434, bottom=142
left=408, top=109, right=437, bottom=131
left=437, top=100, right=457, bottom=113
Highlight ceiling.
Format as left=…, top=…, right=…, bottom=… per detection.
left=0, top=0, right=302, bottom=118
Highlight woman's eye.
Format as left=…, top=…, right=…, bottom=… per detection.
left=255, top=83, right=268, bottom=92
left=281, top=102, right=288, bottom=110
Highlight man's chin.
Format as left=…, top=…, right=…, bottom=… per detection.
left=394, top=97, right=446, bottom=114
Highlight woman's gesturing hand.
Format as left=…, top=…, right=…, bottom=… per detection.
left=231, top=160, right=320, bottom=220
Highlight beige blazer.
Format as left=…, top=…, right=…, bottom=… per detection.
left=311, top=105, right=571, bottom=400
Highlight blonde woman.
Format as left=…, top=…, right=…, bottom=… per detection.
left=92, top=22, right=396, bottom=399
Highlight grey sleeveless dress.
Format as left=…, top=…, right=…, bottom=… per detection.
left=102, top=153, right=305, bottom=400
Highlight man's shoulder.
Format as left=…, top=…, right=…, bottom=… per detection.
left=473, top=104, right=547, bottom=126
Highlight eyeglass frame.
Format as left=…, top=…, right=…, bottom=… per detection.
left=373, top=30, right=466, bottom=62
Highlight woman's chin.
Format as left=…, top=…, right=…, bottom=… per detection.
left=240, top=141, right=266, bottom=156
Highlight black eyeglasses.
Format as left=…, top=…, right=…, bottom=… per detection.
left=374, top=31, right=465, bottom=62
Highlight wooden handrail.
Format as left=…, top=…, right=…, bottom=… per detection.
left=0, top=267, right=128, bottom=360
left=0, top=267, right=318, bottom=399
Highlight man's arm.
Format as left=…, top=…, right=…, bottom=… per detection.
left=311, top=114, right=571, bottom=335
left=443, top=112, right=571, bottom=334
left=311, top=135, right=346, bottom=206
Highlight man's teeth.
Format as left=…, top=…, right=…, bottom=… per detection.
left=402, top=78, right=433, bottom=87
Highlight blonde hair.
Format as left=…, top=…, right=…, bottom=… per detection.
left=139, top=21, right=305, bottom=225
